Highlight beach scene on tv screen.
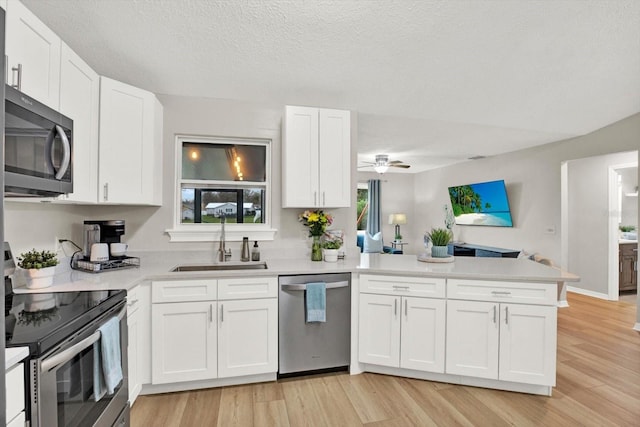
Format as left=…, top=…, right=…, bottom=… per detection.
left=448, top=180, right=513, bottom=227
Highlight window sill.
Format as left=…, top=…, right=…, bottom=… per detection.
left=166, top=226, right=277, bottom=242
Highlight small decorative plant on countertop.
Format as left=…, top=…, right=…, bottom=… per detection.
left=427, top=228, right=452, bottom=258
left=619, top=225, right=636, bottom=232
left=322, top=238, right=343, bottom=250
left=17, top=249, right=59, bottom=289
left=17, top=249, right=59, bottom=269
left=427, top=228, right=453, bottom=247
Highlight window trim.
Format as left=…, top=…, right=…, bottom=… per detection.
left=166, top=135, right=276, bottom=242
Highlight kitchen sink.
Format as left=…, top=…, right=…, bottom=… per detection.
left=170, top=262, right=268, bottom=272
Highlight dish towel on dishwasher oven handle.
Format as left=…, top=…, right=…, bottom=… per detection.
left=93, top=316, right=123, bottom=401
left=305, top=282, right=326, bottom=323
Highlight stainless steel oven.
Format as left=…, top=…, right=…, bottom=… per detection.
left=5, top=277, right=129, bottom=427
left=31, top=298, right=128, bottom=427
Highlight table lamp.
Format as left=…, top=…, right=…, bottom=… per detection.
left=389, top=213, right=407, bottom=240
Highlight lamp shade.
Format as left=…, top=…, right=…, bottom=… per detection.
left=388, top=213, right=407, bottom=225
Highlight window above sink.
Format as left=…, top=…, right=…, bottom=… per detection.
left=166, top=135, right=277, bottom=242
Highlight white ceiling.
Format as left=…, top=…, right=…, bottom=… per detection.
left=22, top=0, right=640, bottom=173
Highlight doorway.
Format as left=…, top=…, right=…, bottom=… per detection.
left=561, top=151, right=638, bottom=304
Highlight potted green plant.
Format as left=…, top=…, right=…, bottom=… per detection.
left=619, top=225, right=637, bottom=240
left=17, top=249, right=59, bottom=289
left=426, top=228, right=452, bottom=258
left=322, top=238, right=343, bottom=262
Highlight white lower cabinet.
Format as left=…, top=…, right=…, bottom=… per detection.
left=359, top=275, right=446, bottom=374
left=446, top=288, right=557, bottom=386
left=150, top=277, right=278, bottom=387
left=5, top=362, right=25, bottom=426
left=127, top=283, right=150, bottom=404
left=151, top=301, right=217, bottom=384
left=217, top=298, right=278, bottom=378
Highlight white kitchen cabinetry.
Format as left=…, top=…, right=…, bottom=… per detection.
left=446, top=279, right=557, bottom=386
left=5, top=362, right=25, bottom=426
left=150, top=277, right=278, bottom=387
left=217, top=298, right=278, bottom=378
left=127, top=283, right=150, bottom=404
left=6, top=0, right=61, bottom=108
left=282, top=106, right=351, bottom=208
left=151, top=279, right=218, bottom=384
left=359, top=275, right=446, bottom=373
left=99, top=77, right=163, bottom=205
left=57, top=42, right=100, bottom=203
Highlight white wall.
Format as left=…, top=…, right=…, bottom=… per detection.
left=619, top=166, right=638, bottom=228
left=412, top=113, right=640, bottom=267
left=566, top=151, right=637, bottom=295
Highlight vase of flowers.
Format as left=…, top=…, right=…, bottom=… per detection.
left=299, top=210, right=333, bottom=261
left=18, top=249, right=59, bottom=289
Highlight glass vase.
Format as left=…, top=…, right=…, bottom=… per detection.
left=311, top=235, right=323, bottom=261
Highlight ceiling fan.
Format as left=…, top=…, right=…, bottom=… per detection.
left=358, top=154, right=411, bottom=174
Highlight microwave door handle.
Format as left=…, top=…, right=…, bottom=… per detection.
left=53, top=125, right=71, bottom=180
left=40, top=306, right=126, bottom=373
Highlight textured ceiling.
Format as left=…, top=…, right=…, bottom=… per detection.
left=21, top=0, right=640, bottom=173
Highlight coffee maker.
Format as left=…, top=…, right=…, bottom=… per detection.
left=83, top=220, right=125, bottom=259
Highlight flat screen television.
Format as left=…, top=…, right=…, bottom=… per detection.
left=448, top=179, right=513, bottom=227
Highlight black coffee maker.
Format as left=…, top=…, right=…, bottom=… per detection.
left=83, top=220, right=125, bottom=259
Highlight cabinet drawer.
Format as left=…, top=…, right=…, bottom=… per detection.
left=6, top=363, right=25, bottom=422
left=218, top=277, right=277, bottom=300
left=360, top=274, right=446, bottom=298
left=447, top=279, right=557, bottom=305
left=152, top=279, right=217, bottom=303
left=127, top=285, right=141, bottom=315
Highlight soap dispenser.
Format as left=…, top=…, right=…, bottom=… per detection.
left=251, top=241, right=260, bottom=261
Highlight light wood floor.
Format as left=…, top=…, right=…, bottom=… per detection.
left=131, top=293, right=640, bottom=426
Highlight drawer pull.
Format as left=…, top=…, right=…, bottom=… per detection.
left=392, top=285, right=410, bottom=290
left=491, top=291, right=511, bottom=296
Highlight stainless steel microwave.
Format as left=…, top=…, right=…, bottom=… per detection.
left=4, top=85, right=73, bottom=197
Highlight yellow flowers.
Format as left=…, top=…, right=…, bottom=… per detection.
left=299, top=210, right=333, bottom=237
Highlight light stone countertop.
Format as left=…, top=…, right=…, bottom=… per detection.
left=5, top=347, right=29, bottom=370
left=9, top=251, right=579, bottom=294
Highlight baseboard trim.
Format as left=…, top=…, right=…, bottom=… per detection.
left=567, top=286, right=609, bottom=300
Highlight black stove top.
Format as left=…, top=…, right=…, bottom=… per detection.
left=5, top=289, right=126, bottom=356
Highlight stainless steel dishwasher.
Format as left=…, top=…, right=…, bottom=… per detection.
left=278, top=272, right=351, bottom=376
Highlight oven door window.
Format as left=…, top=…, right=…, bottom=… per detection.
left=53, top=344, right=122, bottom=427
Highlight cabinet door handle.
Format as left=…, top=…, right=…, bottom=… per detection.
left=404, top=299, right=408, bottom=317
left=493, top=305, right=497, bottom=324
left=322, top=192, right=326, bottom=206
left=394, top=299, right=397, bottom=316
left=620, top=262, right=623, bottom=273
left=103, top=183, right=109, bottom=201
left=220, top=304, right=224, bottom=322
left=11, top=63, right=22, bottom=90
left=209, top=304, right=213, bottom=323
left=505, top=306, right=509, bottom=325
left=634, top=261, right=637, bottom=271
left=314, top=191, right=317, bottom=206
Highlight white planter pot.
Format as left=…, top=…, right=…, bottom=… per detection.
left=431, top=246, right=449, bottom=258
left=25, top=266, right=56, bottom=289
left=323, top=249, right=339, bottom=262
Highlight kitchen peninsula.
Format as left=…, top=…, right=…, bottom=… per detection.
left=10, top=252, right=579, bottom=398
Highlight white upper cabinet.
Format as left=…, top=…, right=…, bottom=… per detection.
left=6, top=0, right=61, bottom=108
left=282, top=106, right=351, bottom=208
left=98, top=77, right=163, bottom=205
left=57, top=42, right=100, bottom=203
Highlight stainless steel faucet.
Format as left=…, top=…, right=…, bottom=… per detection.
left=217, top=216, right=232, bottom=262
